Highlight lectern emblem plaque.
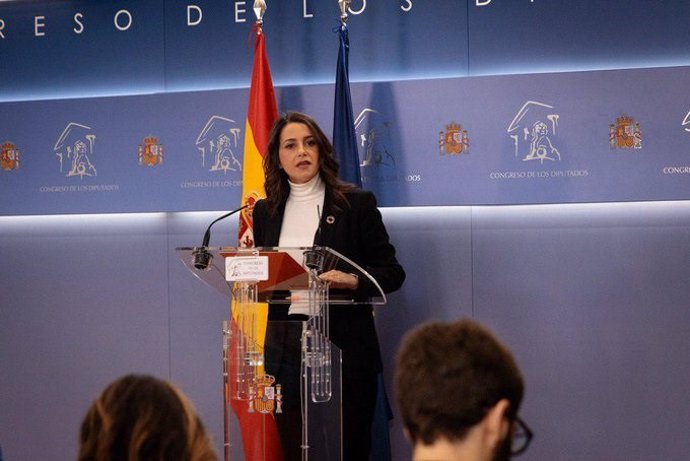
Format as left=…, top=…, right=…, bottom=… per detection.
left=252, top=374, right=279, bottom=414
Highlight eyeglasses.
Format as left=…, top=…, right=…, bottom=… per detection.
left=511, top=416, right=533, bottom=456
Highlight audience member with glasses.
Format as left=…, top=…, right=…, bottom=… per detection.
left=394, top=318, right=533, bottom=461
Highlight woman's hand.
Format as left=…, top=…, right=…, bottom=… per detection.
left=318, top=270, right=359, bottom=290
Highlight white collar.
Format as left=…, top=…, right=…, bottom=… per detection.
left=288, top=174, right=325, bottom=200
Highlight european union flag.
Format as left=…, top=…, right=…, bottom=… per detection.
left=333, top=23, right=393, bottom=461
left=332, top=25, right=362, bottom=188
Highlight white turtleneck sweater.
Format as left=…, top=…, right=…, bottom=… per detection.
left=278, top=174, right=326, bottom=315
left=278, top=173, right=325, bottom=247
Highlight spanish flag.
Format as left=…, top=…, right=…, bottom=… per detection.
left=238, top=24, right=277, bottom=250
left=230, top=20, right=282, bottom=461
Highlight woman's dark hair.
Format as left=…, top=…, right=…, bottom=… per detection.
left=78, top=374, right=217, bottom=461
left=263, top=111, right=356, bottom=215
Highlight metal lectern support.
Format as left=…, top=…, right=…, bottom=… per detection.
left=303, top=248, right=332, bottom=404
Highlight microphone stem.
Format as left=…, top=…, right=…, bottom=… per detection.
left=201, top=204, right=249, bottom=247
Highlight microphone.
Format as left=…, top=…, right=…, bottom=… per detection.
left=304, top=205, right=325, bottom=271
left=313, top=204, right=323, bottom=245
left=192, top=205, right=249, bottom=271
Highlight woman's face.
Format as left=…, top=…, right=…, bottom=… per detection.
left=278, top=122, right=320, bottom=184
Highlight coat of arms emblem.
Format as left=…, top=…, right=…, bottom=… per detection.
left=1, top=142, right=20, bottom=171
left=610, top=116, right=642, bottom=149
left=139, top=136, right=164, bottom=167
left=248, top=374, right=282, bottom=415
left=439, top=122, right=469, bottom=155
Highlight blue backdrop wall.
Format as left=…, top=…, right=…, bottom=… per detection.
left=2, top=1, right=690, bottom=460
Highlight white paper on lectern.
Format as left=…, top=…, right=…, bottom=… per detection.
left=225, top=256, right=269, bottom=281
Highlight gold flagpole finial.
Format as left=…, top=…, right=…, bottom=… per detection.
left=338, top=0, right=351, bottom=24
left=253, top=0, right=267, bottom=24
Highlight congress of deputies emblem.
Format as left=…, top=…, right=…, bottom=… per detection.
left=507, top=100, right=561, bottom=164
left=195, top=115, right=242, bottom=173
left=53, top=122, right=98, bottom=178
left=439, top=122, right=469, bottom=155
left=355, top=108, right=396, bottom=169
left=609, top=115, right=642, bottom=150
left=138, top=136, right=164, bottom=167
left=1, top=141, right=20, bottom=171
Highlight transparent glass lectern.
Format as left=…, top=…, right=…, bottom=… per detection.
left=176, top=246, right=386, bottom=461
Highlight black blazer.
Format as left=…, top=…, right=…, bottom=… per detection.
left=253, top=188, right=405, bottom=376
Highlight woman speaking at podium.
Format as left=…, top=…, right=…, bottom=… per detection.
left=253, top=111, right=406, bottom=461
